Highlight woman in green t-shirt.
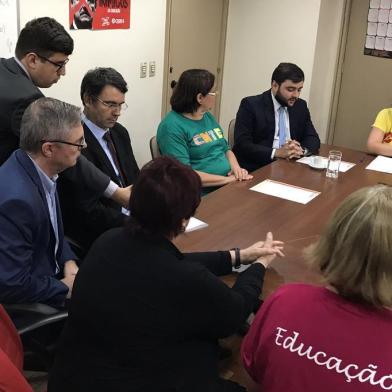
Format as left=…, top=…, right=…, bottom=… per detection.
left=157, top=69, right=252, bottom=191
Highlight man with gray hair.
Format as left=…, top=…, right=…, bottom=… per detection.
left=0, top=97, right=81, bottom=306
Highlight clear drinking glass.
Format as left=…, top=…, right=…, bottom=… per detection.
left=326, top=150, right=342, bottom=179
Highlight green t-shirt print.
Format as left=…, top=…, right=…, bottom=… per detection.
left=157, top=111, right=231, bottom=177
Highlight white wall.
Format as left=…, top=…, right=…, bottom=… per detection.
left=19, top=0, right=167, bottom=166
left=219, top=0, right=344, bottom=144
left=17, top=0, right=345, bottom=161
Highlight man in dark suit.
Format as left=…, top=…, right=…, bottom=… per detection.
left=0, top=98, right=81, bottom=306
left=0, top=17, right=130, bottom=209
left=233, top=63, right=320, bottom=172
left=59, top=68, right=139, bottom=250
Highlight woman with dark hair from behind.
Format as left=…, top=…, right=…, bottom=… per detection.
left=241, top=185, right=392, bottom=392
left=157, top=69, right=252, bottom=193
left=48, top=156, right=284, bottom=392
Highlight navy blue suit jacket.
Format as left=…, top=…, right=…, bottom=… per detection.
left=233, top=89, right=320, bottom=172
left=0, top=150, right=75, bottom=305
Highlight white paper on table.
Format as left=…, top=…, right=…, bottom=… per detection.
left=185, top=217, right=208, bottom=233
left=385, top=37, right=392, bottom=50
left=250, top=179, right=320, bottom=205
left=296, top=156, right=355, bottom=173
left=370, top=0, right=381, bottom=7
left=380, top=0, right=392, bottom=9
left=369, top=8, right=379, bottom=22
left=367, top=22, right=378, bottom=35
left=377, top=22, right=388, bottom=36
left=387, top=23, right=392, bottom=37
left=376, top=36, right=386, bottom=49
left=366, top=155, right=392, bottom=174
left=379, top=8, right=390, bottom=22
left=366, top=35, right=376, bottom=48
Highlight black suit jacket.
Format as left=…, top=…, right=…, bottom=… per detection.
left=48, top=228, right=265, bottom=392
left=0, top=57, right=110, bottom=193
left=233, top=89, right=320, bottom=172
left=59, top=122, right=139, bottom=250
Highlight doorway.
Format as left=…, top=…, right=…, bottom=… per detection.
left=162, top=0, right=229, bottom=119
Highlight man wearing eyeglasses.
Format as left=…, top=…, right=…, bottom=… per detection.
left=0, top=17, right=131, bottom=220
left=0, top=98, right=82, bottom=306
left=59, top=67, right=139, bottom=250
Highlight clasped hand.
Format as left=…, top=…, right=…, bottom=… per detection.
left=277, top=139, right=304, bottom=160
left=240, top=232, right=284, bottom=268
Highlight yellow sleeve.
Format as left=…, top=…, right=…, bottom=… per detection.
left=373, top=109, right=392, bottom=133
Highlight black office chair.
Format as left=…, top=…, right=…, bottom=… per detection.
left=149, top=136, right=162, bottom=159
left=227, top=118, right=236, bottom=149
left=4, top=303, right=68, bottom=371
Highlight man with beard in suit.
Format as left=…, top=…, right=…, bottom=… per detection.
left=233, top=63, right=320, bottom=172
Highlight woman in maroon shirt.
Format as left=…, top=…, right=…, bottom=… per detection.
left=242, top=185, right=392, bottom=392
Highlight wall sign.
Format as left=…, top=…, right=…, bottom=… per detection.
left=365, top=0, right=392, bottom=58
left=69, top=0, right=131, bottom=30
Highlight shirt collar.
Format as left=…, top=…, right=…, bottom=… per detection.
left=14, top=57, right=32, bottom=80
left=271, top=90, right=283, bottom=112
left=27, top=155, right=58, bottom=195
left=82, top=113, right=109, bottom=141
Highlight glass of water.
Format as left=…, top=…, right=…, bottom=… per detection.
left=326, top=150, right=342, bottom=179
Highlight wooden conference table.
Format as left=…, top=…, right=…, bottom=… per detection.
left=175, top=144, right=391, bottom=297
left=174, top=144, right=392, bottom=388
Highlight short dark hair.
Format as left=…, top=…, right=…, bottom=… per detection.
left=128, top=157, right=201, bottom=238
left=170, top=69, right=215, bottom=113
left=271, top=63, right=304, bottom=85
left=15, top=17, right=74, bottom=59
left=80, top=67, right=128, bottom=105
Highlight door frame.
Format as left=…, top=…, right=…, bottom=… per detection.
left=161, top=0, right=230, bottom=120
left=327, top=0, right=353, bottom=144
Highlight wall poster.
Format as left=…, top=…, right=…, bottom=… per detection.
left=69, top=0, right=131, bottom=30
left=365, top=0, right=392, bottom=58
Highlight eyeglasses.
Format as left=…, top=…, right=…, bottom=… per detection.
left=207, top=91, right=218, bottom=96
left=41, top=138, right=87, bottom=150
left=36, top=54, right=69, bottom=72
left=94, top=96, right=128, bottom=111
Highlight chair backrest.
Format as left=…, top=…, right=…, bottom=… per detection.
left=228, top=118, right=236, bottom=149
left=149, top=136, right=162, bottom=159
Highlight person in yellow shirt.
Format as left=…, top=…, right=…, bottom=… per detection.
left=367, top=108, right=392, bottom=156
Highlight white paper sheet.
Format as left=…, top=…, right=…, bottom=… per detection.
left=370, top=0, right=381, bottom=8
left=369, top=8, right=379, bottom=22
left=380, top=0, right=392, bottom=9
left=250, top=179, right=320, bottom=205
left=377, top=22, right=388, bottom=36
left=185, top=217, right=208, bottom=233
left=387, top=23, right=392, bottom=36
left=379, top=8, right=390, bottom=22
left=366, top=35, right=376, bottom=48
left=385, top=37, right=392, bottom=50
left=366, top=155, right=392, bottom=174
left=296, top=156, right=355, bottom=173
left=367, top=22, right=378, bottom=35
left=376, top=36, right=386, bottom=49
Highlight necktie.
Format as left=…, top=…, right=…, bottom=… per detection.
left=103, top=131, right=125, bottom=186
left=278, top=106, right=286, bottom=147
